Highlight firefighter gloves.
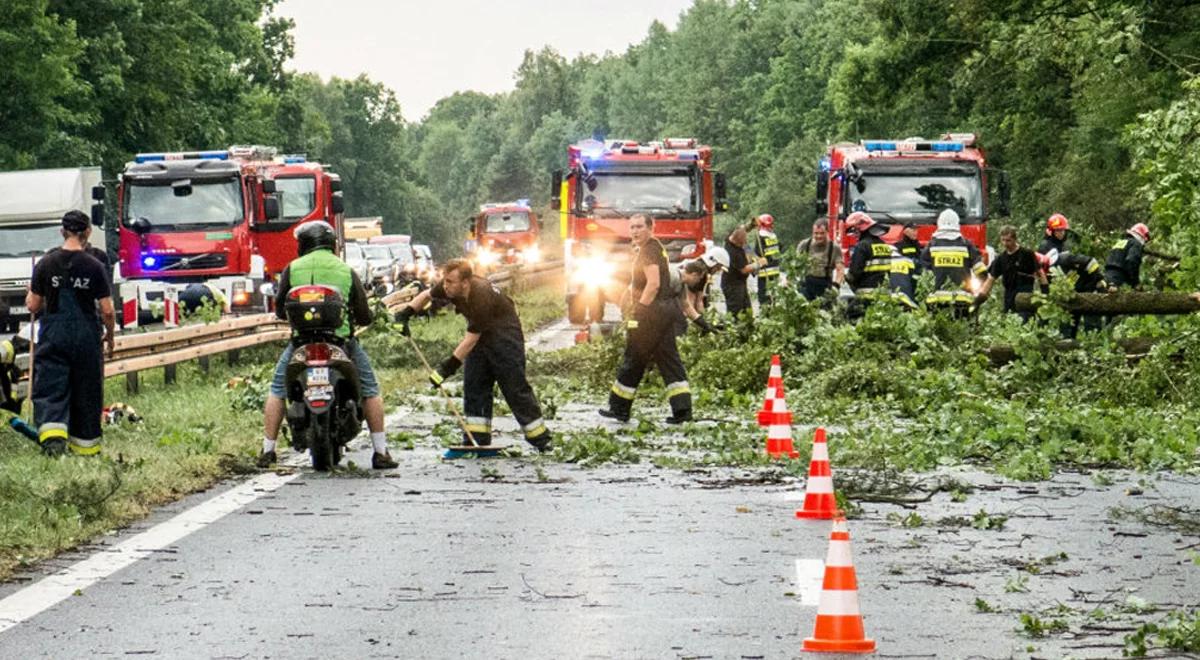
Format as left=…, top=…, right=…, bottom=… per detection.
left=393, top=307, right=415, bottom=337
left=430, top=354, right=462, bottom=388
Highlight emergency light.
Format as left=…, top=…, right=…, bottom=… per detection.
left=134, top=150, right=230, bottom=163
left=142, top=256, right=159, bottom=269
left=283, top=156, right=306, bottom=164
left=819, top=156, right=833, bottom=172
left=862, top=140, right=965, bottom=153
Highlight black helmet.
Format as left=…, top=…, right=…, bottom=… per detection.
left=294, top=221, right=336, bottom=256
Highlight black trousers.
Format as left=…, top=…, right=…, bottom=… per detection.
left=757, top=274, right=777, bottom=305
left=722, top=281, right=751, bottom=318
left=33, top=295, right=104, bottom=454
left=608, top=301, right=690, bottom=418
left=461, top=324, right=547, bottom=446
left=801, top=276, right=833, bottom=301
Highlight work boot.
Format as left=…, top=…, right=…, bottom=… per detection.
left=40, top=439, right=67, bottom=457
left=256, top=450, right=277, bottom=468
left=664, top=410, right=693, bottom=425
left=598, top=408, right=630, bottom=423
left=527, top=432, right=553, bottom=454
left=372, top=451, right=398, bottom=469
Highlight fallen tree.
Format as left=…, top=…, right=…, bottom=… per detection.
left=1014, top=291, right=1200, bottom=315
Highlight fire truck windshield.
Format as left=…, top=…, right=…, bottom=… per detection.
left=275, top=176, right=316, bottom=219
left=126, top=178, right=244, bottom=229
left=484, top=212, right=531, bottom=233
left=847, top=169, right=983, bottom=220
left=577, top=171, right=698, bottom=217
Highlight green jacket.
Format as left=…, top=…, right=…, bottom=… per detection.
left=284, top=249, right=356, bottom=338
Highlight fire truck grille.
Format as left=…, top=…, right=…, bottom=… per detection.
left=158, top=253, right=228, bottom=270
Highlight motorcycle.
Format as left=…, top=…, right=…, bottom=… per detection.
left=282, top=284, right=364, bottom=471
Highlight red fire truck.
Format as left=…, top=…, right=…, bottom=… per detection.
left=551, top=138, right=727, bottom=325
left=816, top=133, right=1008, bottom=259
left=116, top=146, right=344, bottom=321
left=467, top=200, right=542, bottom=270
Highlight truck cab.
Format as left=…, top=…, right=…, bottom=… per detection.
left=468, top=201, right=542, bottom=270
left=551, top=138, right=727, bottom=325
left=816, top=133, right=1008, bottom=262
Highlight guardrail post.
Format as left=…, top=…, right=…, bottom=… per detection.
left=227, top=349, right=240, bottom=366
left=125, top=372, right=139, bottom=394
left=164, top=364, right=177, bottom=385
left=198, top=356, right=210, bottom=373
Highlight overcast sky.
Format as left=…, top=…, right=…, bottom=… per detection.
left=277, top=0, right=694, bottom=122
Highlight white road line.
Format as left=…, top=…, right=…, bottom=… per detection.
left=0, top=470, right=298, bottom=635
left=795, top=558, right=825, bottom=606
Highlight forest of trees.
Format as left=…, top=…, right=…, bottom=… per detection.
left=3, top=0, right=1199, bottom=288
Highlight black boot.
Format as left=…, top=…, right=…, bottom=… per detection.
left=664, top=409, right=693, bottom=425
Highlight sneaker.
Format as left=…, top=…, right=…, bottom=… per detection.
left=598, top=409, right=629, bottom=423
left=256, top=450, right=277, bottom=468
left=40, top=438, right=67, bottom=457
left=372, top=451, right=399, bottom=469
left=527, top=433, right=553, bottom=454
left=664, top=410, right=693, bottom=425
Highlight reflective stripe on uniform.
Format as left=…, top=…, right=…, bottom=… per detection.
left=665, top=381, right=690, bottom=398
left=464, top=416, right=491, bottom=434
left=38, top=423, right=68, bottom=443
left=971, top=262, right=988, bottom=277
left=930, top=246, right=969, bottom=268
left=68, top=436, right=101, bottom=455
left=0, top=340, right=13, bottom=365
left=927, top=290, right=975, bottom=305
left=522, top=418, right=547, bottom=438
left=864, top=259, right=892, bottom=272
left=611, top=381, right=636, bottom=400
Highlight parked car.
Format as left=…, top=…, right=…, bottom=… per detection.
left=360, top=242, right=397, bottom=289
left=413, top=244, right=434, bottom=281
left=342, top=241, right=371, bottom=288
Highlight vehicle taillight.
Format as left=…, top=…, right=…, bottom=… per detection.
left=306, top=343, right=331, bottom=364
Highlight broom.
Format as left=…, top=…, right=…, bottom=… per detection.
left=404, top=334, right=501, bottom=459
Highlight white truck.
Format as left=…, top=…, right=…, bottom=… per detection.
left=0, top=167, right=106, bottom=332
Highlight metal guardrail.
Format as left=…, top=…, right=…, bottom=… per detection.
left=12, top=261, right=564, bottom=393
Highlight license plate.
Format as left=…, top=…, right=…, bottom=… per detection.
left=299, top=291, right=325, bottom=303
left=305, top=384, right=333, bottom=401
left=307, top=367, right=330, bottom=385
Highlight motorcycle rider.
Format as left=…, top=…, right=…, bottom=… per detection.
left=395, top=259, right=552, bottom=451
left=258, top=221, right=397, bottom=469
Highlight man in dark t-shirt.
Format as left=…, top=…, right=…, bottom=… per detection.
left=395, top=259, right=550, bottom=451
left=26, top=210, right=116, bottom=456
left=721, top=227, right=755, bottom=317
left=601, top=214, right=693, bottom=424
left=978, top=225, right=1047, bottom=321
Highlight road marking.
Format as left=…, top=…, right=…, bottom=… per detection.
left=0, top=470, right=298, bottom=635
left=795, top=558, right=824, bottom=606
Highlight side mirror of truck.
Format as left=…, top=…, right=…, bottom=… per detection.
left=814, top=170, right=828, bottom=202
left=714, top=172, right=729, bottom=212
left=172, top=179, right=193, bottom=197
left=550, top=170, right=562, bottom=211
left=261, top=179, right=277, bottom=194
left=997, top=170, right=1011, bottom=217
left=92, top=185, right=106, bottom=201
left=331, top=193, right=345, bottom=215
left=330, top=178, right=343, bottom=193
left=91, top=204, right=104, bottom=228
left=263, top=197, right=280, bottom=221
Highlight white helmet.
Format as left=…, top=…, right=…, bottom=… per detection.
left=700, top=246, right=730, bottom=271
left=936, top=208, right=961, bottom=232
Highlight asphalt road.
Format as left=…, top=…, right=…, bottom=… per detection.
left=1, top=320, right=1197, bottom=659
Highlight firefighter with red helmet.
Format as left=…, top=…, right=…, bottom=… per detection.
left=751, top=213, right=781, bottom=306
left=1039, top=213, right=1073, bottom=257
left=845, top=212, right=893, bottom=295
left=1104, top=223, right=1150, bottom=288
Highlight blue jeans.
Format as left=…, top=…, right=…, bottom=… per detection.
left=270, top=339, right=380, bottom=399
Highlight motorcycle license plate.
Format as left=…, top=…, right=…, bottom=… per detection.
left=307, top=367, right=330, bottom=386
left=305, top=384, right=333, bottom=401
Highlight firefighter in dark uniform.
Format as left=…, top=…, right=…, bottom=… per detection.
left=896, top=221, right=923, bottom=269
left=921, top=209, right=987, bottom=317
left=396, top=259, right=551, bottom=451
left=752, top=214, right=782, bottom=305
left=1050, top=251, right=1108, bottom=337
left=845, top=212, right=894, bottom=314
left=1038, top=213, right=1072, bottom=258
left=600, top=214, right=692, bottom=424
left=1105, top=223, right=1150, bottom=288
left=25, top=211, right=116, bottom=456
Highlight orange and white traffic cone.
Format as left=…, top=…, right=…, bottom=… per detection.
left=795, top=427, right=837, bottom=519
left=762, top=390, right=799, bottom=459
left=756, top=354, right=785, bottom=427
left=802, top=516, right=876, bottom=653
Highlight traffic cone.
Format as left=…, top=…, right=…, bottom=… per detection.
left=802, top=516, right=876, bottom=653
left=795, top=427, right=838, bottom=519
left=762, top=391, right=799, bottom=459
left=756, top=354, right=785, bottom=427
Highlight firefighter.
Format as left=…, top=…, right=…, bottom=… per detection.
left=1049, top=251, right=1108, bottom=337
left=920, top=209, right=987, bottom=318
left=977, top=225, right=1047, bottom=321
left=751, top=213, right=782, bottom=306
left=668, top=248, right=729, bottom=336
left=1105, top=223, right=1150, bottom=288
left=1038, top=213, right=1072, bottom=258
left=395, top=259, right=552, bottom=451
left=25, top=211, right=116, bottom=456
left=889, top=244, right=918, bottom=310
left=845, top=212, right=893, bottom=296
left=600, top=214, right=692, bottom=424
left=721, top=226, right=756, bottom=318
left=259, top=221, right=397, bottom=469
left=896, top=221, right=923, bottom=270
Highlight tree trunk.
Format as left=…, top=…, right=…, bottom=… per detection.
left=1013, top=291, right=1200, bottom=315
left=984, top=337, right=1162, bottom=366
